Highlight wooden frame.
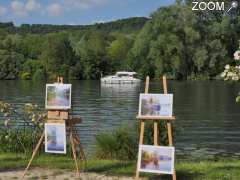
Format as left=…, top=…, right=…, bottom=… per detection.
left=135, top=76, right=177, bottom=180
left=136, top=116, right=176, bottom=120
left=21, top=77, right=86, bottom=180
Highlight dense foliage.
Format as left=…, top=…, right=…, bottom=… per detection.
left=128, top=1, right=240, bottom=79
left=0, top=2, right=240, bottom=80
left=95, top=126, right=137, bottom=160
left=0, top=17, right=146, bottom=80
left=95, top=122, right=173, bottom=160
left=0, top=102, right=46, bottom=154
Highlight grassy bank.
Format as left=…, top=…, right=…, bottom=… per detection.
left=1, top=153, right=240, bottom=180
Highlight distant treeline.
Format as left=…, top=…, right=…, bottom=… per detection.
left=0, top=1, right=239, bottom=80
left=0, top=17, right=148, bottom=34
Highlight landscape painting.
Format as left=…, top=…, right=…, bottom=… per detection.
left=139, top=94, right=173, bottom=117
left=45, top=123, right=66, bottom=154
left=46, top=84, right=71, bottom=109
left=138, top=145, right=175, bottom=174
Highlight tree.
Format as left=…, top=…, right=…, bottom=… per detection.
left=129, top=5, right=201, bottom=79
left=128, top=21, right=155, bottom=77
left=40, top=32, right=75, bottom=79
left=74, top=31, right=109, bottom=79
left=0, top=50, right=24, bottom=79
left=107, top=34, right=133, bottom=71
left=20, top=34, right=45, bottom=59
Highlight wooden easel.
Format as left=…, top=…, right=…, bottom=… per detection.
left=21, top=77, right=86, bottom=180
left=135, top=76, right=176, bottom=180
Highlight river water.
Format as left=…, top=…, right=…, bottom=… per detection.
left=0, top=80, right=240, bottom=158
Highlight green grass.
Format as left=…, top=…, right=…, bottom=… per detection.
left=1, top=153, right=240, bottom=179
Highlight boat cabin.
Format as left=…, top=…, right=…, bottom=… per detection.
left=116, top=72, right=138, bottom=78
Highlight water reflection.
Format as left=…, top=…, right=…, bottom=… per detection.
left=101, top=83, right=140, bottom=97
left=70, top=81, right=141, bottom=155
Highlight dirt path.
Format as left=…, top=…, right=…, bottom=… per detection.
left=0, top=168, right=137, bottom=180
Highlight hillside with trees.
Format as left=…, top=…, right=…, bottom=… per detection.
left=0, top=1, right=239, bottom=80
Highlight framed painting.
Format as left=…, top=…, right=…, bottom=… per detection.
left=45, top=84, right=72, bottom=109
left=137, top=145, right=175, bottom=174
left=138, top=94, right=173, bottom=117
left=45, top=123, right=66, bottom=154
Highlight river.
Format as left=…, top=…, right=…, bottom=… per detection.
left=0, top=80, right=240, bottom=158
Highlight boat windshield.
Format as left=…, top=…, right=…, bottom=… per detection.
left=115, top=72, right=138, bottom=78
left=117, top=74, right=130, bottom=77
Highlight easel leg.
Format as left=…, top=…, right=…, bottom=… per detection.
left=74, top=134, right=87, bottom=174
left=70, top=130, right=80, bottom=178
left=173, top=170, right=177, bottom=180
left=167, top=122, right=177, bottom=180
left=21, top=131, right=45, bottom=180
left=135, top=120, right=145, bottom=180
left=73, top=134, right=86, bottom=161
left=167, top=122, right=173, bottom=146
left=154, top=121, right=158, bottom=146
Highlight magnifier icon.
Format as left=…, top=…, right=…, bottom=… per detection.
left=227, top=1, right=238, bottom=12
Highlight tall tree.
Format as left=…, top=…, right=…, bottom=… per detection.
left=75, top=31, right=109, bottom=79
left=40, top=32, right=75, bottom=79
left=107, top=34, right=133, bottom=71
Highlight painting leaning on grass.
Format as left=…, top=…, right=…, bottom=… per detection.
left=45, top=123, right=66, bottom=154
left=46, top=84, right=72, bottom=109
left=137, top=145, right=175, bottom=174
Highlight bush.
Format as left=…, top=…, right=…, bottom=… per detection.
left=95, top=122, right=176, bottom=160
left=0, top=101, right=46, bottom=154
left=20, top=72, right=31, bottom=80
left=95, top=125, right=137, bottom=160
left=0, top=127, right=42, bottom=153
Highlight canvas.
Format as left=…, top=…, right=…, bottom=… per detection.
left=137, top=145, right=175, bottom=174
left=45, top=123, right=66, bottom=154
left=138, top=94, right=173, bottom=117
left=46, top=84, right=72, bottom=109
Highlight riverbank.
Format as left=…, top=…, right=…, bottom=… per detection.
left=1, top=153, right=240, bottom=179
left=0, top=168, right=134, bottom=180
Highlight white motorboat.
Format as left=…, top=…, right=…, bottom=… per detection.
left=101, top=71, right=141, bottom=84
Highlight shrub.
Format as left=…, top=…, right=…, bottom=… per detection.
left=0, top=101, right=46, bottom=154
left=0, top=127, right=42, bottom=153
left=20, top=72, right=31, bottom=80
left=95, top=122, right=176, bottom=160
left=95, top=125, right=138, bottom=160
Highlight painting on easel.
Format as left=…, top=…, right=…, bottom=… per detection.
left=45, top=123, right=66, bottom=154
left=138, top=94, right=173, bottom=117
left=137, top=145, right=175, bottom=175
left=46, top=84, right=72, bottom=109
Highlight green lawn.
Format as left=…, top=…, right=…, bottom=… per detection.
left=1, top=153, right=240, bottom=180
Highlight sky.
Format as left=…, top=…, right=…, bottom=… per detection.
left=0, top=0, right=175, bottom=26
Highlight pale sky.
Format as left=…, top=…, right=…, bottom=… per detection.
left=0, top=0, right=175, bottom=25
